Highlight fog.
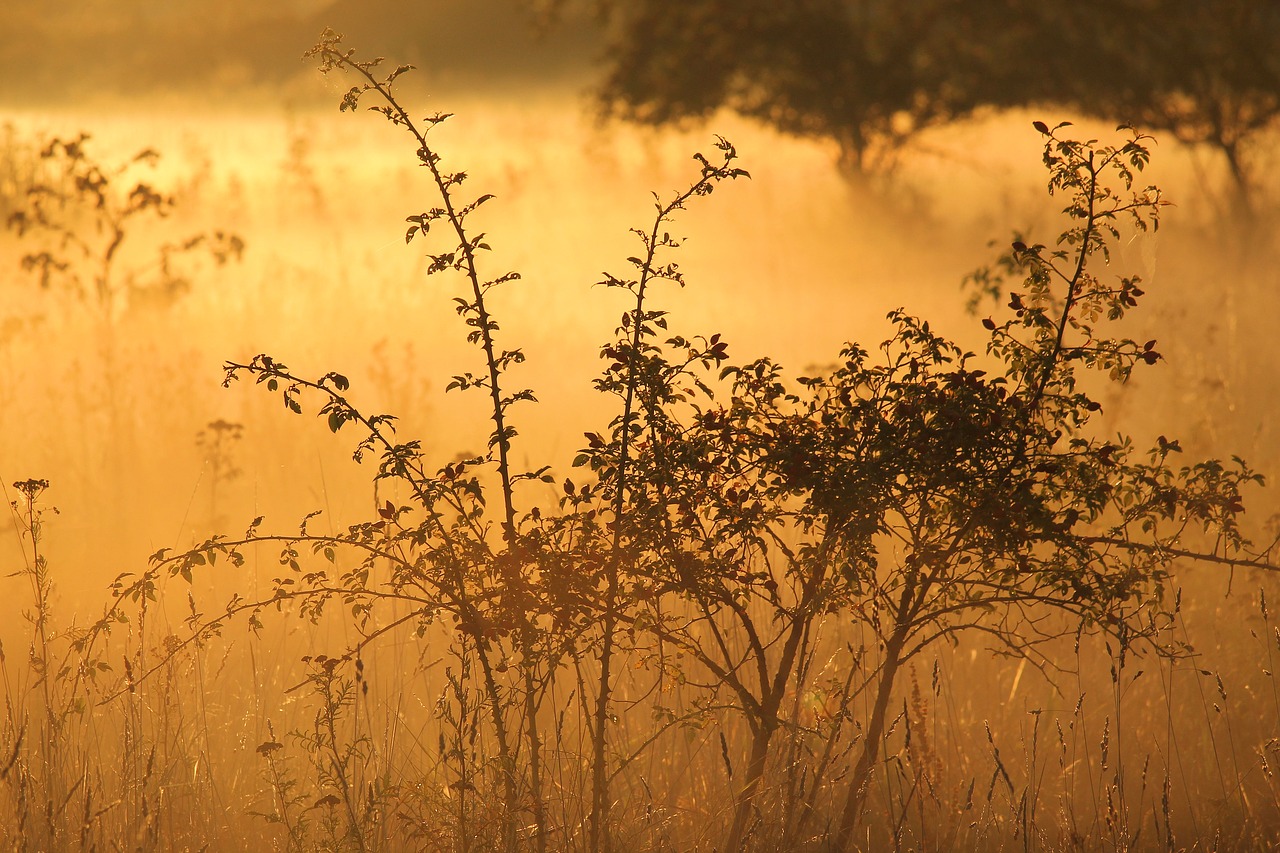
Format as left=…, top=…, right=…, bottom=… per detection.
left=3, top=100, right=1266, bottom=610
left=3, top=5, right=1280, bottom=851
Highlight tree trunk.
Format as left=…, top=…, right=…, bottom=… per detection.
left=831, top=628, right=907, bottom=853
left=723, top=720, right=778, bottom=853
left=1220, top=138, right=1255, bottom=221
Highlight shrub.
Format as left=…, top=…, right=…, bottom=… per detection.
left=5, top=131, right=243, bottom=320
left=74, top=29, right=1279, bottom=853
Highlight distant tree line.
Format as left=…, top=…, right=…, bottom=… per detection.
left=545, top=0, right=1280, bottom=210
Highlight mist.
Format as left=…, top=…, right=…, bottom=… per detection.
left=2, top=4, right=1279, bottom=851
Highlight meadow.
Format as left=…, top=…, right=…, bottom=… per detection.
left=2, top=37, right=1280, bottom=852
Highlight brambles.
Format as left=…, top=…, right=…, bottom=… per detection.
left=5, top=131, right=244, bottom=320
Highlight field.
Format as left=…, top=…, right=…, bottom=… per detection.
left=2, top=55, right=1280, bottom=852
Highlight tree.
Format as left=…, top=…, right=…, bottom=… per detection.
left=1049, top=0, right=1280, bottom=215
left=559, top=0, right=1280, bottom=203
left=578, top=0, right=1030, bottom=179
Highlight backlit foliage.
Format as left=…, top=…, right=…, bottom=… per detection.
left=5, top=28, right=1280, bottom=853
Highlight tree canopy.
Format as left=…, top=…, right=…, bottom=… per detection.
left=569, top=0, right=1280, bottom=203
left=1052, top=0, right=1280, bottom=212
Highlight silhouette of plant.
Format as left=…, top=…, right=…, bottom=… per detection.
left=92, top=31, right=1280, bottom=853
left=1, top=479, right=124, bottom=853
left=5, top=132, right=244, bottom=320
left=196, top=419, right=245, bottom=531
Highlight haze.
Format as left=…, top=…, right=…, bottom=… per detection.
left=2, top=4, right=1278, bottom=851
